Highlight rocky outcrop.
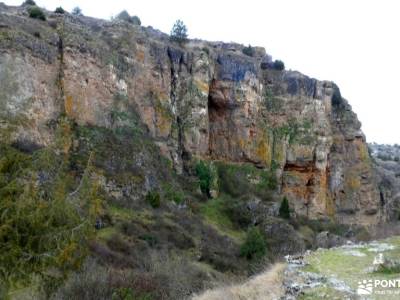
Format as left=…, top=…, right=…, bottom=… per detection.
left=369, top=143, right=400, bottom=221
left=0, top=4, right=383, bottom=224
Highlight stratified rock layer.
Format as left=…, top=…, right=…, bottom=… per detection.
left=0, top=4, right=382, bottom=224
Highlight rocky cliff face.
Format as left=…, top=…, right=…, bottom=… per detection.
left=0, top=4, right=382, bottom=225
left=369, top=143, right=400, bottom=221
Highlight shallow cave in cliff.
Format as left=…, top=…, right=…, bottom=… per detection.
left=207, top=80, right=233, bottom=157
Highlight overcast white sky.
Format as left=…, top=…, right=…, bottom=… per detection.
left=4, top=0, right=399, bottom=144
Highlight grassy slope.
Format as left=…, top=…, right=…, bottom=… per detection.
left=199, top=197, right=245, bottom=243
left=301, top=236, right=400, bottom=300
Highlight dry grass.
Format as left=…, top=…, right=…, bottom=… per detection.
left=192, top=263, right=286, bottom=300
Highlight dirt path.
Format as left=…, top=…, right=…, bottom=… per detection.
left=192, top=263, right=286, bottom=300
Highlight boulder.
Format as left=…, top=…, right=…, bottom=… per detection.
left=260, top=217, right=306, bottom=255
left=316, top=231, right=346, bottom=248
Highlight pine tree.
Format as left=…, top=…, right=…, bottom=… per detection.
left=72, top=7, right=82, bottom=16
left=279, top=197, right=290, bottom=219
left=240, top=227, right=267, bottom=260
left=170, top=19, right=188, bottom=43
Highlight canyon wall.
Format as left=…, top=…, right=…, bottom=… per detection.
left=0, top=4, right=383, bottom=224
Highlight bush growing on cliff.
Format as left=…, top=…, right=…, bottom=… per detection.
left=72, top=6, right=83, bottom=16
left=279, top=197, right=290, bottom=219
left=116, top=10, right=130, bottom=21
left=242, top=44, right=255, bottom=57
left=331, top=85, right=342, bottom=106
left=377, top=153, right=393, bottom=161
left=216, top=162, right=276, bottom=201
left=217, top=163, right=249, bottom=197
left=55, top=6, right=66, bottom=14
left=146, top=191, right=161, bottom=208
left=240, top=227, right=267, bottom=260
left=22, top=0, right=36, bottom=5
left=116, top=10, right=141, bottom=25
left=170, top=19, right=188, bottom=44
left=258, top=167, right=278, bottom=191
left=273, top=60, right=285, bottom=71
left=163, top=183, right=185, bottom=205
left=28, top=6, right=46, bottom=21
left=224, top=197, right=252, bottom=228
left=195, top=161, right=213, bottom=197
left=130, top=16, right=141, bottom=26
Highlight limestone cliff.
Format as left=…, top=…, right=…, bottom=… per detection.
left=369, top=143, right=400, bottom=221
left=0, top=4, right=382, bottom=225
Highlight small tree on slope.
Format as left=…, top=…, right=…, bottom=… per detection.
left=170, top=19, right=188, bottom=44
left=279, top=197, right=290, bottom=219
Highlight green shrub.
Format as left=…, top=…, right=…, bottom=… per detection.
left=139, top=234, right=158, bottom=247
left=240, top=227, right=267, bottom=260
left=28, top=6, right=46, bottom=21
left=116, top=10, right=141, bottom=25
left=202, top=47, right=210, bottom=55
left=198, top=197, right=245, bottom=241
left=130, top=15, right=141, bottom=26
left=163, top=184, right=184, bottom=204
left=377, top=153, right=392, bottom=161
left=55, top=6, right=65, bottom=14
left=258, top=168, right=278, bottom=191
left=272, top=60, right=285, bottom=71
left=279, top=197, right=290, bottom=219
left=224, top=197, right=252, bottom=228
left=217, top=163, right=253, bottom=198
left=331, top=85, right=342, bottom=106
left=23, top=0, right=36, bottom=5
left=116, top=9, right=130, bottom=21
left=0, top=144, right=96, bottom=296
left=0, top=145, right=30, bottom=175
left=217, top=162, right=276, bottom=200
left=195, top=161, right=213, bottom=197
left=146, top=191, right=161, bottom=208
left=242, top=44, right=255, bottom=57
left=72, top=6, right=83, bottom=16
left=170, top=19, right=188, bottom=43
left=375, top=264, right=400, bottom=275
left=324, top=222, right=349, bottom=236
